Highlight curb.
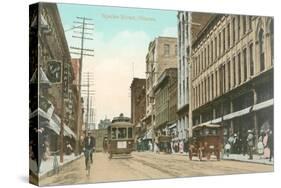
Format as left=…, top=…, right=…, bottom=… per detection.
left=222, top=157, right=273, bottom=165
left=39, top=154, right=83, bottom=179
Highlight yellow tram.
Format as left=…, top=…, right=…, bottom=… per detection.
left=107, top=113, right=134, bottom=159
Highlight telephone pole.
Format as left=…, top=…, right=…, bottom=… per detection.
left=81, top=72, right=95, bottom=133
left=69, top=16, right=94, bottom=155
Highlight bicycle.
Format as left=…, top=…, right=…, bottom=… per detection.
left=84, top=149, right=93, bottom=177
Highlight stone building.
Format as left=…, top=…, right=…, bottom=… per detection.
left=188, top=14, right=273, bottom=147
left=177, top=12, right=212, bottom=146
left=98, top=118, right=111, bottom=129
left=130, top=78, right=146, bottom=139
left=143, top=37, right=177, bottom=147
left=31, top=3, right=78, bottom=151
left=154, top=68, right=178, bottom=139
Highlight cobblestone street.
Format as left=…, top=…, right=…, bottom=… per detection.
left=40, top=152, right=273, bottom=186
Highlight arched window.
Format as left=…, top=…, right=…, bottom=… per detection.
left=259, top=28, right=265, bottom=71
left=270, top=21, right=274, bottom=65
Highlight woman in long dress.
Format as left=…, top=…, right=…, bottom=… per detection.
left=263, top=131, right=270, bottom=159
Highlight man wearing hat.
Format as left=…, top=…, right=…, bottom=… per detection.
left=247, top=130, right=254, bottom=160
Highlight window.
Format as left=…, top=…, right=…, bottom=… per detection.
left=175, top=45, right=177, bottom=55
left=270, top=21, right=274, bottom=65
left=219, top=32, right=221, bottom=57
left=216, top=70, right=220, bottom=96
left=128, top=128, right=132, bottom=138
left=211, top=41, right=213, bottom=63
left=233, top=56, right=236, bottom=86
left=164, top=44, right=170, bottom=56
left=198, top=83, right=201, bottom=105
left=259, top=29, right=265, bottom=71
left=228, top=61, right=231, bottom=90
left=204, top=79, right=207, bottom=103
left=249, top=44, right=254, bottom=76
left=248, top=16, right=252, bottom=30
left=207, top=45, right=210, bottom=66
left=208, top=76, right=210, bottom=101
left=243, top=16, right=246, bottom=34
left=204, top=48, right=207, bottom=69
left=232, top=18, right=236, bottom=44
left=238, top=53, right=241, bottom=84
left=238, top=16, right=241, bottom=40
left=223, top=28, right=225, bottom=52
left=227, top=23, right=230, bottom=49
left=211, top=74, right=213, bottom=100
left=112, top=128, right=117, bottom=139
left=201, top=51, right=203, bottom=71
left=243, top=48, right=247, bottom=81
left=215, top=37, right=217, bottom=59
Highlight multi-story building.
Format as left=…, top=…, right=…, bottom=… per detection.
left=154, top=68, right=178, bottom=138
left=130, top=78, right=146, bottom=139
left=33, top=3, right=78, bottom=151
left=143, top=37, right=177, bottom=147
left=98, top=118, right=111, bottom=129
left=189, top=14, right=273, bottom=146
left=177, top=12, right=212, bottom=148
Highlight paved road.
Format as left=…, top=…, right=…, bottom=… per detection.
left=40, top=152, right=273, bottom=186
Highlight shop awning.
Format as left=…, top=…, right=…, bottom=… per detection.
left=41, top=114, right=77, bottom=139
left=52, top=114, right=77, bottom=139
left=223, top=106, right=252, bottom=120
left=168, top=123, right=177, bottom=129
left=252, top=99, right=273, bottom=112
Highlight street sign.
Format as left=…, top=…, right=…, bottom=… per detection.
left=46, top=60, right=62, bottom=83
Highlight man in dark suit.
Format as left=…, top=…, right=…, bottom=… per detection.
left=83, top=132, right=96, bottom=165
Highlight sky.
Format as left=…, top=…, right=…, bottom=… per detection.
left=57, top=3, right=177, bottom=128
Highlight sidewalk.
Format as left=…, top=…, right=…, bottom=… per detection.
left=222, top=154, right=273, bottom=165
left=30, top=153, right=83, bottom=178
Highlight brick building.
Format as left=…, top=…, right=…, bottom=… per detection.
left=130, top=78, right=146, bottom=140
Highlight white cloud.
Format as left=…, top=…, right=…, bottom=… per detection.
left=161, top=26, right=177, bottom=37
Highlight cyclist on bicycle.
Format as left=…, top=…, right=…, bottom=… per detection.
left=83, top=132, right=96, bottom=167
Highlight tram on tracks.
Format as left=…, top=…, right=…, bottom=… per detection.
left=107, top=113, right=134, bottom=159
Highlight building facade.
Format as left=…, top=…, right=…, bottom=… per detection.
left=34, top=3, right=79, bottom=151
left=177, top=12, right=212, bottom=148
left=143, top=37, right=177, bottom=148
left=154, top=68, right=178, bottom=139
left=98, top=118, right=111, bottom=129
left=130, top=78, right=146, bottom=139
left=190, top=14, right=273, bottom=147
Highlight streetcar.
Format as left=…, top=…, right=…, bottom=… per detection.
left=189, top=124, right=223, bottom=161
left=107, top=113, right=134, bottom=159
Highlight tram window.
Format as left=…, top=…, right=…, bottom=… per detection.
left=117, top=128, right=127, bottom=139
left=128, top=128, right=132, bottom=138
left=112, top=128, right=117, bottom=139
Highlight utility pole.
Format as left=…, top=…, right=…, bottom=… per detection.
left=81, top=72, right=95, bottom=133
left=59, top=55, right=66, bottom=163
left=69, top=17, right=94, bottom=155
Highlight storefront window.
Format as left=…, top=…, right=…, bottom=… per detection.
left=128, top=128, right=132, bottom=138
left=117, top=128, right=127, bottom=139
left=112, top=128, right=117, bottom=139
